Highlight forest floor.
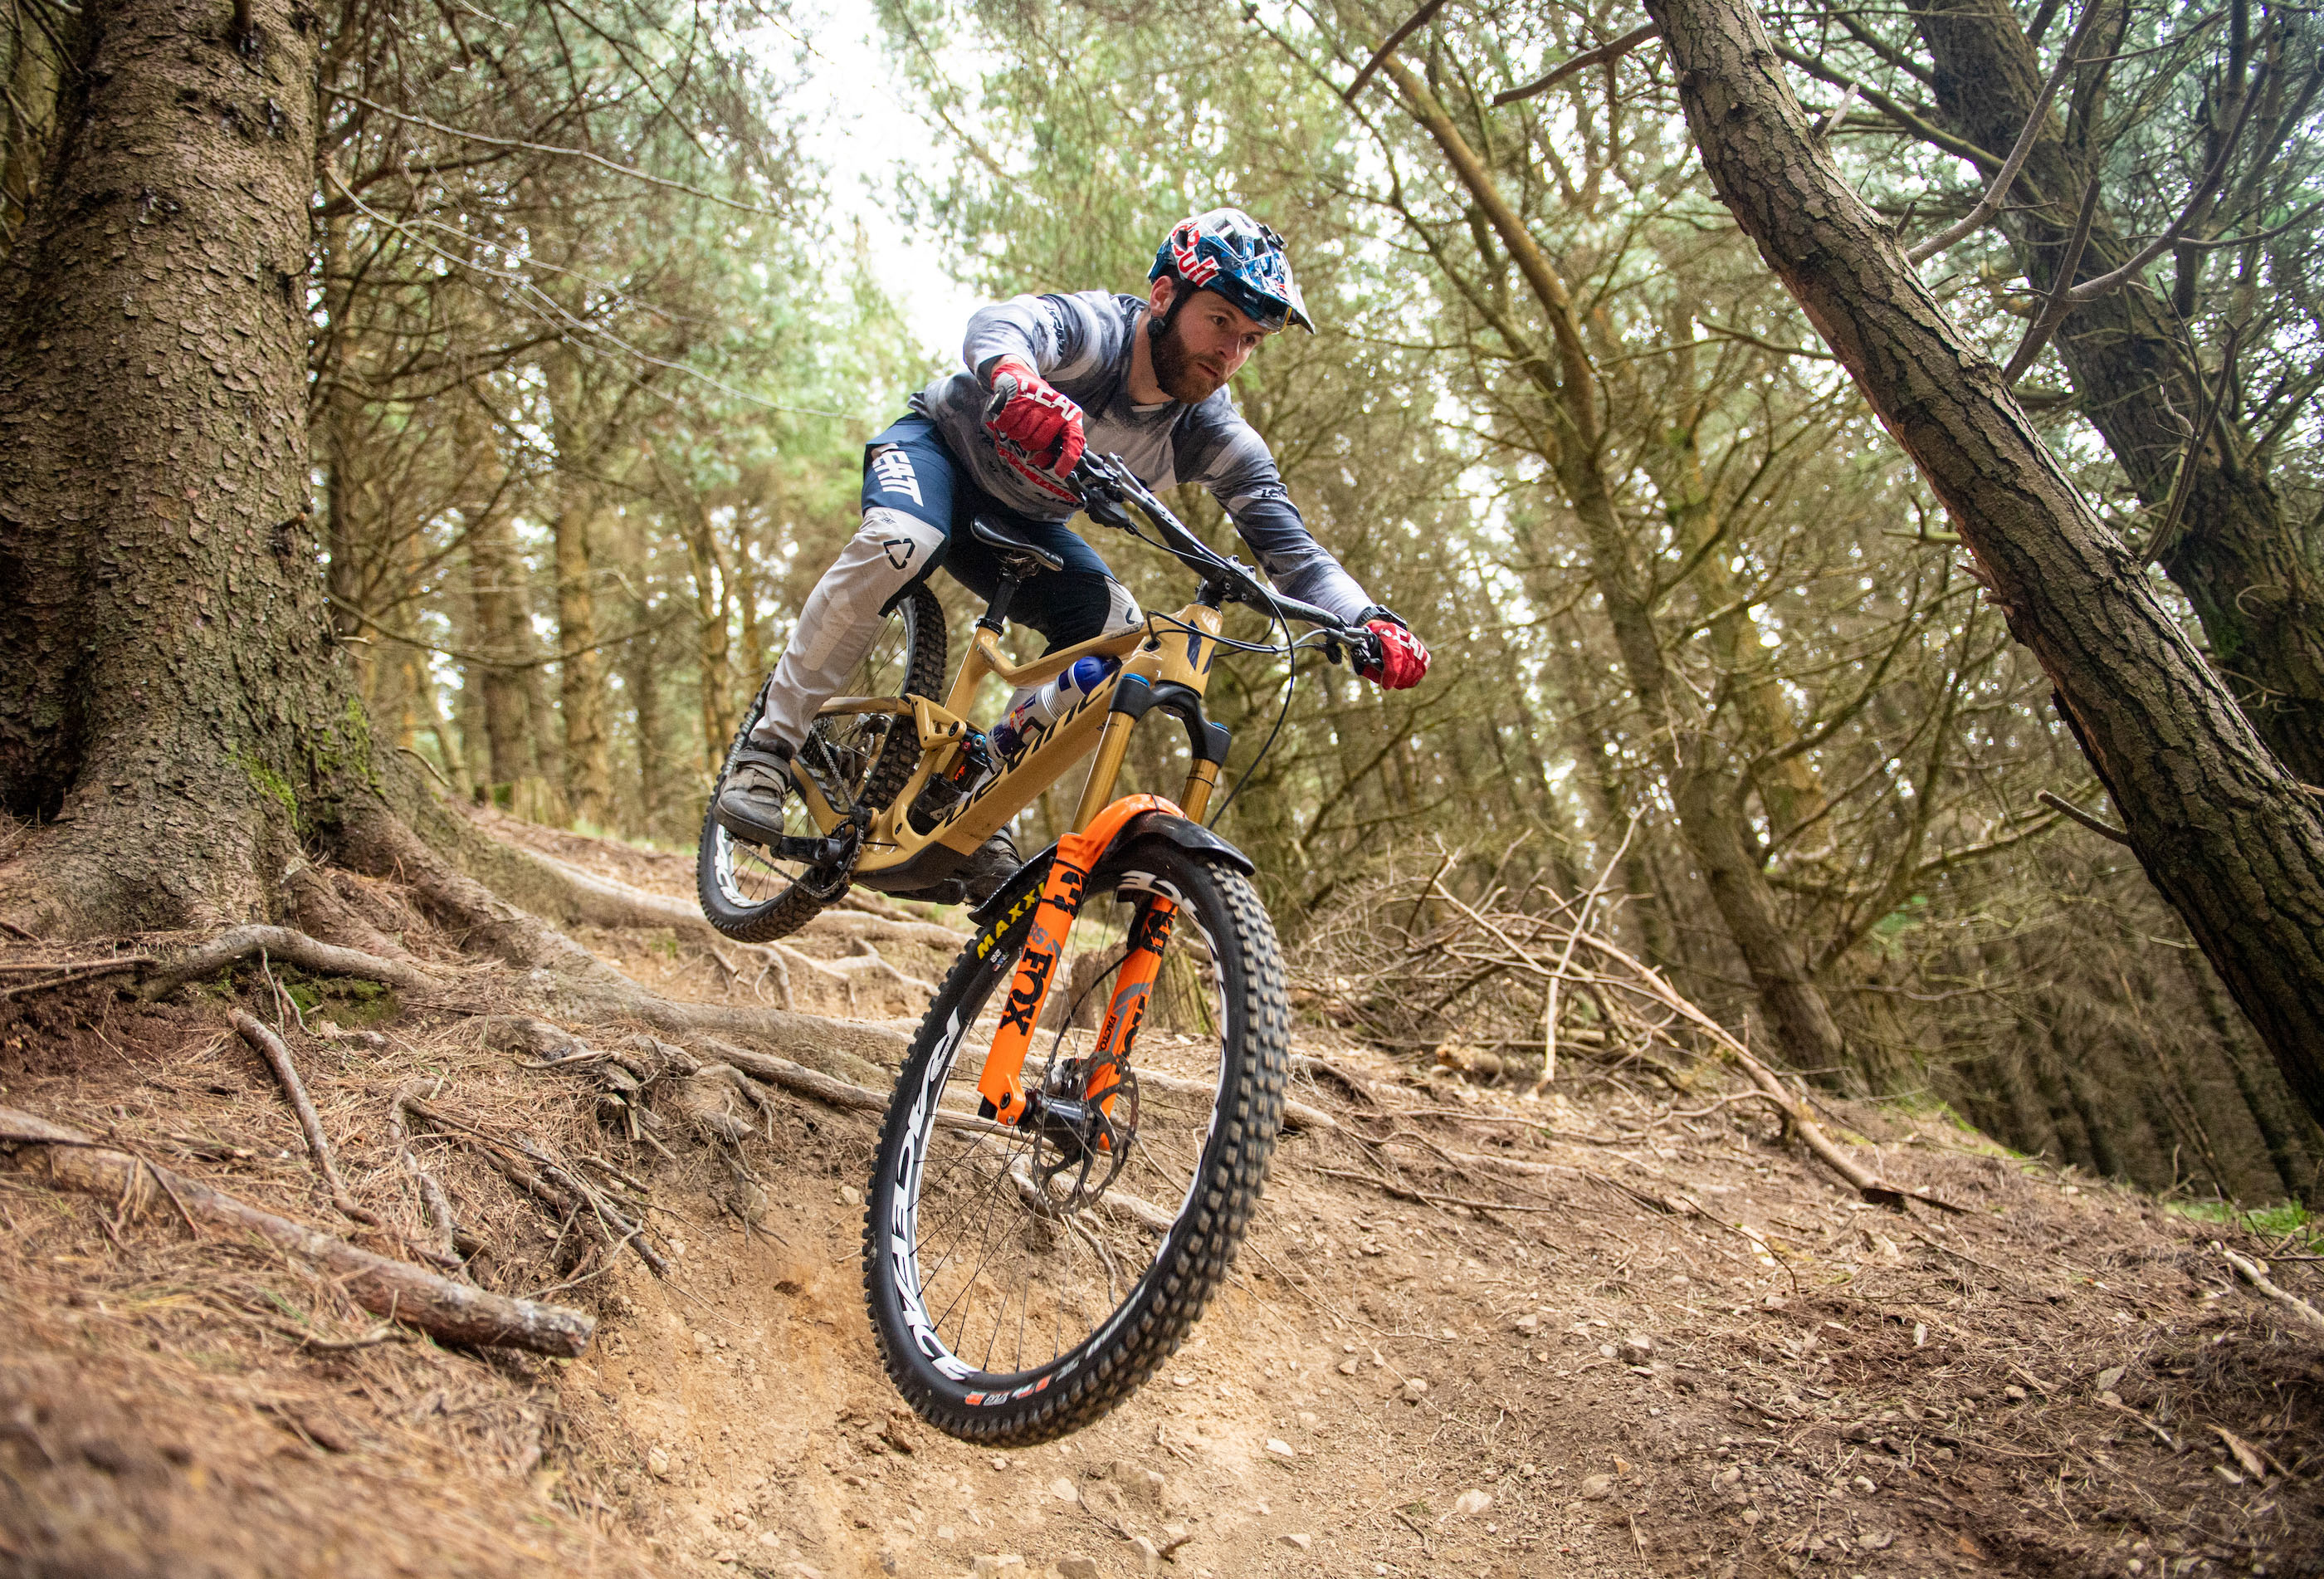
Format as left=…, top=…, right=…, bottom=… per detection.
left=1, top=813, right=2318, bottom=1579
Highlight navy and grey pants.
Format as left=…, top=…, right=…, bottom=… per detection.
left=751, top=414, right=1140, bottom=750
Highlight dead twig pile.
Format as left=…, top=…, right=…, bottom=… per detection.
left=1291, top=844, right=1955, bottom=1209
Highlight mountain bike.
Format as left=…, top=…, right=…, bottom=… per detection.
left=696, top=452, right=1382, bottom=1442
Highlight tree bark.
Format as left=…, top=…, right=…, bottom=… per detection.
left=544, top=338, right=610, bottom=828
left=1646, top=0, right=2324, bottom=1119
left=462, top=500, right=539, bottom=795
left=1897, top=0, right=2324, bottom=787
left=0, top=0, right=345, bottom=936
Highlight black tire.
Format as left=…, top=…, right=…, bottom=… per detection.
left=697, top=582, right=946, bottom=943
left=861, top=839, right=1290, bottom=1444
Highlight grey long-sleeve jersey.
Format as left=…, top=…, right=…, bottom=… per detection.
left=908, top=290, right=1374, bottom=623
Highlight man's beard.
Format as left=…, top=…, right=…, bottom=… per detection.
left=1149, top=307, right=1226, bottom=403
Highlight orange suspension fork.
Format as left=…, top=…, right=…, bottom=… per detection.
left=1083, top=897, right=1174, bottom=1120
left=974, top=794, right=1178, bottom=1126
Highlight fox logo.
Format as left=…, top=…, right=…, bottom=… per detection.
left=870, top=447, right=923, bottom=506
left=998, top=946, right=1057, bottom=1036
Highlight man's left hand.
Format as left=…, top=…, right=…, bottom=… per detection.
left=1358, top=617, right=1429, bottom=690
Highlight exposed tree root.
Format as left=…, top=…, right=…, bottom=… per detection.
left=139, top=925, right=442, bottom=1000
left=231, top=1009, right=378, bottom=1226
left=0, top=1106, right=593, bottom=1355
left=337, top=804, right=908, bottom=1078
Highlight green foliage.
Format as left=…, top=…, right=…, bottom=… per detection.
left=2167, top=1198, right=2321, bottom=1247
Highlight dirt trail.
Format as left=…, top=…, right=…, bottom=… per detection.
left=2, top=822, right=2317, bottom=1578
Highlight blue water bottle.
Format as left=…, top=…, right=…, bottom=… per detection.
left=990, top=657, right=1120, bottom=759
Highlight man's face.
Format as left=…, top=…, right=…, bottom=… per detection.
left=1148, top=277, right=1273, bottom=403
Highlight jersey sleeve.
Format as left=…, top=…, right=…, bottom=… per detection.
left=960, top=291, right=1119, bottom=385
left=1177, top=403, right=1373, bottom=623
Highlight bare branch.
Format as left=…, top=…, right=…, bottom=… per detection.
left=1908, top=0, right=2107, bottom=263
left=1492, top=22, right=1660, bottom=108
left=1345, top=0, right=1454, bottom=104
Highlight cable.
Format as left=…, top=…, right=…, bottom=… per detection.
left=1205, top=599, right=1300, bottom=830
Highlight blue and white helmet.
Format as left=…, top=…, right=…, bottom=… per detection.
left=1149, top=208, right=1316, bottom=335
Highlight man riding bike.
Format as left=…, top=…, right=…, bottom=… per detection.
left=714, top=208, right=1431, bottom=902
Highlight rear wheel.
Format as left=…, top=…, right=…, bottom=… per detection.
left=697, top=583, right=945, bottom=943
left=862, top=838, right=1290, bottom=1443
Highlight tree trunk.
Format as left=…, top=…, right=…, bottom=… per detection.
left=1647, top=0, right=2324, bottom=1120
left=1899, top=0, right=2324, bottom=787
left=463, top=502, right=539, bottom=796
left=544, top=340, right=610, bottom=828
left=0, top=0, right=344, bottom=935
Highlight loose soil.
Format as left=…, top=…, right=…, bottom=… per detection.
left=2, top=820, right=2317, bottom=1578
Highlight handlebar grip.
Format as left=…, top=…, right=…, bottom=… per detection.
left=982, top=375, right=1018, bottom=424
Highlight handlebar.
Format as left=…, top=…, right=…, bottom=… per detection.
left=1065, top=452, right=1382, bottom=670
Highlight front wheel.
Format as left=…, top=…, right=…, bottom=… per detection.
left=862, top=838, right=1290, bottom=1443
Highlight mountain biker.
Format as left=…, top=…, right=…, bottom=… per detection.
left=715, top=208, right=1431, bottom=901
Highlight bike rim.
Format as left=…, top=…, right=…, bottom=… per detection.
left=886, top=873, right=1232, bottom=1390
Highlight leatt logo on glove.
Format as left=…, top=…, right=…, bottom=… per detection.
left=870, top=447, right=923, bottom=506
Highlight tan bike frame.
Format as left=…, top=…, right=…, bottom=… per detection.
left=797, top=601, right=1227, bottom=864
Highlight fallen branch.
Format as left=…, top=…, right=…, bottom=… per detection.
left=2218, top=1242, right=2324, bottom=1336
left=140, top=926, right=439, bottom=1000
left=388, top=1080, right=462, bottom=1267
left=231, top=1009, right=377, bottom=1226
left=0, top=1106, right=593, bottom=1355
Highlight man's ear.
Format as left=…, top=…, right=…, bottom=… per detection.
left=1148, top=274, right=1176, bottom=315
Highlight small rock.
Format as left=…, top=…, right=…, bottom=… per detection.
left=1511, top=1313, right=1540, bottom=1332
left=1858, top=1532, right=1894, bottom=1551
left=1050, top=1476, right=1080, bottom=1503
left=1851, top=1474, right=1877, bottom=1494
left=647, top=1448, right=671, bottom=1479
left=1741, top=1508, right=1761, bottom=1526
left=839, top=1184, right=863, bottom=1208
left=990, top=1454, right=1010, bottom=1471
left=2095, top=1365, right=2125, bottom=1391
left=1618, top=1334, right=1655, bottom=1364
left=1452, top=1489, right=1492, bottom=1517
left=971, top=1558, right=1025, bottom=1577
left=1265, top=1438, right=1296, bottom=1459
left=2004, top=1384, right=2028, bottom=1402
left=1055, top=1558, right=1101, bottom=1579
left=1131, top=1536, right=1161, bottom=1577
left=1279, top=1533, right=1311, bottom=1551
left=1578, top=1474, right=1614, bottom=1501
left=1337, top=1358, right=1360, bottom=1376
left=1401, top=1378, right=1428, bottom=1402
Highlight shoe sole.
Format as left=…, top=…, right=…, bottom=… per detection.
left=713, top=794, right=792, bottom=848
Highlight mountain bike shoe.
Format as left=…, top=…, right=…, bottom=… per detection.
left=713, top=741, right=799, bottom=846
left=958, top=830, right=1020, bottom=905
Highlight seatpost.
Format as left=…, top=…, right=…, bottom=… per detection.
left=978, top=567, right=1027, bottom=633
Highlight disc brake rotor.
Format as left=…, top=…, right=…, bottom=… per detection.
left=1028, top=1058, right=1139, bottom=1212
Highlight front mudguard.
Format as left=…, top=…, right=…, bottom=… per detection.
left=964, top=813, right=1252, bottom=928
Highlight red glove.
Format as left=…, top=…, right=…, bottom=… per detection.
left=982, top=356, right=1085, bottom=501
left=1359, top=618, right=1428, bottom=690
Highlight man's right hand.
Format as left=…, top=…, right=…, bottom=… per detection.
left=982, top=357, right=1086, bottom=499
